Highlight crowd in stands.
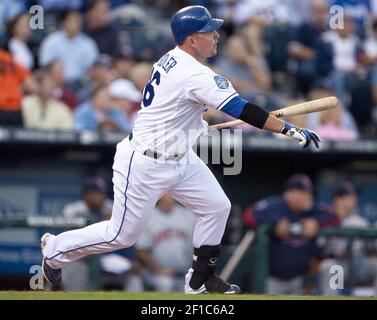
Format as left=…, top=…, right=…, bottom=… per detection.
left=1, top=0, right=377, bottom=140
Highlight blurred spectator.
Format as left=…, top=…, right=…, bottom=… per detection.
left=314, top=103, right=359, bottom=141
left=113, top=54, right=135, bottom=79
left=129, top=62, right=152, bottom=92
left=318, top=181, right=377, bottom=296
left=323, top=16, right=374, bottom=131
left=85, top=0, right=123, bottom=57
left=243, top=174, right=338, bottom=295
left=45, top=60, right=79, bottom=110
left=216, top=35, right=271, bottom=97
left=0, top=0, right=25, bottom=44
left=212, top=0, right=237, bottom=36
left=6, top=12, right=34, bottom=70
left=366, top=21, right=377, bottom=117
left=306, top=82, right=359, bottom=132
left=232, top=0, right=292, bottom=27
left=323, top=16, right=361, bottom=102
left=288, top=0, right=333, bottom=96
left=0, top=47, right=38, bottom=127
left=74, top=84, right=131, bottom=132
left=136, top=194, right=196, bottom=292
left=21, top=69, right=73, bottom=131
left=77, top=54, right=115, bottom=103
left=108, top=78, right=141, bottom=119
left=360, top=19, right=377, bottom=66
left=62, top=176, right=142, bottom=291
left=39, top=10, right=99, bottom=85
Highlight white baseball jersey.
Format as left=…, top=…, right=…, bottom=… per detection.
left=136, top=204, right=196, bottom=272
left=42, top=47, right=233, bottom=277
left=131, top=46, right=238, bottom=156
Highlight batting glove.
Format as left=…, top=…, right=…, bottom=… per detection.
left=281, top=123, right=321, bottom=148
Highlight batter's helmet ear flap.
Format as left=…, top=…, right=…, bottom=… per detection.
left=170, top=5, right=223, bottom=45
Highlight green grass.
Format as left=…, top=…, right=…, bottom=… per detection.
left=0, top=291, right=376, bottom=300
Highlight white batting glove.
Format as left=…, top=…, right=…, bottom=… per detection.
left=281, top=123, right=321, bottom=148
left=200, top=120, right=209, bottom=136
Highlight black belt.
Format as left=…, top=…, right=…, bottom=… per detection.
left=128, top=131, right=185, bottom=161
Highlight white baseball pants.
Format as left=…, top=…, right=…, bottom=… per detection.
left=44, top=138, right=231, bottom=269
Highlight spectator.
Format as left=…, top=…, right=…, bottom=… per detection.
left=62, top=176, right=142, bottom=291
left=6, top=12, right=34, bottom=70
left=323, top=15, right=374, bottom=131
left=306, top=81, right=359, bottom=132
left=0, top=47, right=38, bottom=126
left=243, top=174, right=338, bottom=295
left=216, top=35, right=271, bottom=97
left=129, top=62, right=152, bottom=92
left=318, top=181, right=377, bottom=296
left=84, top=0, right=122, bottom=57
left=108, top=78, right=141, bottom=120
left=113, top=54, right=135, bottom=80
left=323, top=16, right=361, bottom=103
left=45, top=60, right=79, bottom=110
left=136, top=194, right=196, bottom=292
left=39, top=10, right=99, bottom=85
left=288, top=0, right=333, bottom=96
left=0, top=0, right=25, bottom=44
left=360, top=19, right=377, bottom=66
left=74, top=84, right=131, bottom=133
left=314, top=103, right=359, bottom=141
left=77, top=54, right=114, bottom=103
left=365, top=20, right=377, bottom=115
left=21, top=69, right=73, bottom=131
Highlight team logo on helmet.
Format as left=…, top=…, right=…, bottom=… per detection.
left=214, top=75, right=229, bottom=89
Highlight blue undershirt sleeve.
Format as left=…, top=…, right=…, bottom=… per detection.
left=220, top=96, right=248, bottom=119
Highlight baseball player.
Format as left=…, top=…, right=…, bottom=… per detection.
left=41, top=5, right=321, bottom=294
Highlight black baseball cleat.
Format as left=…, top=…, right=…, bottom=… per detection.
left=41, top=233, right=62, bottom=286
left=184, top=268, right=241, bottom=294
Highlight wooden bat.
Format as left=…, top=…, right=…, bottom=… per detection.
left=208, top=96, right=339, bottom=131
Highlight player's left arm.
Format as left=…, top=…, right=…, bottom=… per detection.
left=220, top=96, right=321, bottom=148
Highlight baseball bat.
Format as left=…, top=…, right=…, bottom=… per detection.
left=220, top=230, right=255, bottom=281
left=208, top=96, right=338, bottom=131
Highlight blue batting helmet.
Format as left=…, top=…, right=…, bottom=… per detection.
left=170, top=6, right=224, bottom=45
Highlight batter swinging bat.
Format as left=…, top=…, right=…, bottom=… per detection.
left=208, top=96, right=339, bottom=132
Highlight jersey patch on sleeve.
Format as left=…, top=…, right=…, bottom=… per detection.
left=214, top=75, right=229, bottom=89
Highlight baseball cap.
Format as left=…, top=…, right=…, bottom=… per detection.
left=108, top=79, right=141, bottom=102
left=285, top=174, right=313, bottom=192
left=332, top=181, right=357, bottom=198
left=83, top=177, right=108, bottom=193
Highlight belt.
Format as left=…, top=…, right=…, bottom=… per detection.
left=128, top=131, right=185, bottom=161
